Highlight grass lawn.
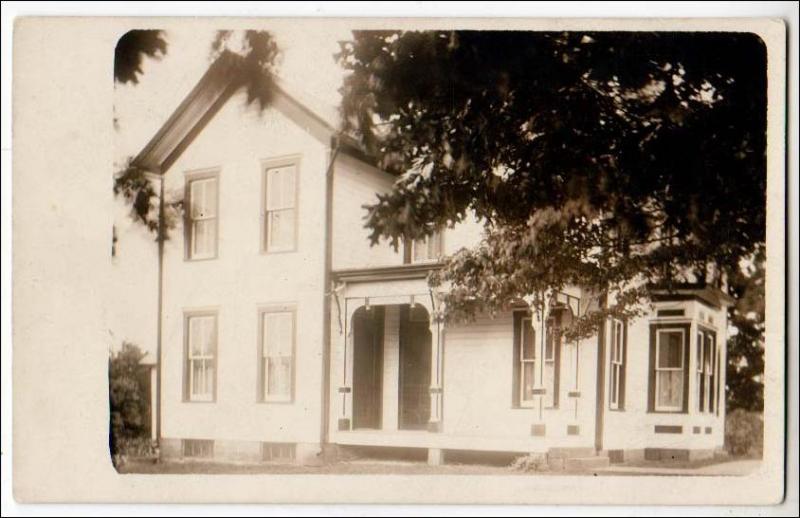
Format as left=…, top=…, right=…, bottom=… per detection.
left=118, top=458, right=521, bottom=475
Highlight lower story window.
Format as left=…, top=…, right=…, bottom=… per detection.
left=261, top=309, right=295, bottom=402
left=185, top=313, right=217, bottom=402
left=654, top=328, right=686, bottom=411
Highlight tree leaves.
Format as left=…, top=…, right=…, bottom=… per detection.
left=114, top=30, right=168, bottom=84
left=339, top=31, right=766, bottom=334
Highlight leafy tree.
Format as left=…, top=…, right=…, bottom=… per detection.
left=338, top=31, right=766, bottom=337
left=726, top=251, right=765, bottom=412
left=114, top=30, right=168, bottom=84
left=109, top=342, right=149, bottom=465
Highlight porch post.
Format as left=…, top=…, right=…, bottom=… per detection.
left=528, top=292, right=550, bottom=430
left=428, top=316, right=444, bottom=432
left=337, top=307, right=356, bottom=431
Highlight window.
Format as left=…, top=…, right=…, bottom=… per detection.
left=186, top=174, right=218, bottom=259
left=697, top=331, right=705, bottom=412
left=260, top=309, right=295, bottom=402
left=185, top=313, right=217, bottom=402
left=698, top=328, right=717, bottom=413
left=263, top=163, right=297, bottom=252
left=609, top=318, right=626, bottom=410
left=405, top=230, right=443, bottom=263
left=518, top=316, right=536, bottom=406
left=655, top=329, right=685, bottom=411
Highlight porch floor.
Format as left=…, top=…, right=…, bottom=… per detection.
left=334, top=429, right=588, bottom=453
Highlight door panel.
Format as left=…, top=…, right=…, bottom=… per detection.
left=398, top=305, right=431, bottom=430
left=352, top=306, right=384, bottom=429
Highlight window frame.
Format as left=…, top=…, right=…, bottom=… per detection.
left=184, top=169, right=220, bottom=261
left=261, top=156, right=300, bottom=254
left=183, top=309, right=219, bottom=403
left=609, top=318, right=626, bottom=410
left=654, top=327, right=687, bottom=412
left=698, top=326, right=717, bottom=414
left=257, top=305, right=297, bottom=403
left=404, top=229, right=444, bottom=264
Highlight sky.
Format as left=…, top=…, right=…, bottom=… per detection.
left=114, top=26, right=352, bottom=166
left=110, top=26, right=353, bottom=354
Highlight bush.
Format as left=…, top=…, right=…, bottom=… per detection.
left=510, top=453, right=550, bottom=472
left=109, top=342, right=153, bottom=467
left=725, top=409, right=764, bottom=457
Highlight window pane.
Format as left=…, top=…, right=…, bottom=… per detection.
left=658, top=331, right=683, bottom=368
left=266, top=166, right=295, bottom=211
left=193, top=219, right=216, bottom=257
left=545, top=327, right=554, bottom=361
left=267, top=169, right=283, bottom=210
left=267, top=357, right=291, bottom=396
left=697, top=332, right=704, bottom=370
left=704, top=334, right=714, bottom=372
left=413, top=237, right=427, bottom=262
left=281, top=167, right=296, bottom=208
left=610, top=367, right=619, bottom=403
left=264, top=312, right=293, bottom=357
left=521, top=321, right=534, bottom=360
left=522, top=363, right=535, bottom=401
left=268, top=209, right=295, bottom=250
left=203, top=179, right=217, bottom=217
left=657, top=370, right=683, bottom=408
left=191, top=360, right=204, bottom=395
left=191, top=180, right=205, bottom=219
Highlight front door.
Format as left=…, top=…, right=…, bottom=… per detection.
left=398, top=305, right=431, bottom=430
left=352, top=306, right=384, bottom=429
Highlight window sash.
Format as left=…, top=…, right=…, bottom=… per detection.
left=411, top=231, right=442, bottom=263
left=264, top=166, right=297, bottom=252
left=610, top=319, right=624, bottom=409
left=188, top=177, right=218, bottom=259
left=262, top=311, right=294, bottom=401
left=187, top=315, right=216, bottom=401
left=655, top=329, right=685, bottom=411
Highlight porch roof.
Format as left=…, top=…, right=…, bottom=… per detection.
left=333, top=263, right=443, bottom=284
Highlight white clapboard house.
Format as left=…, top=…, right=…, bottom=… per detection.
left=124, top=55, right=732, bottom=468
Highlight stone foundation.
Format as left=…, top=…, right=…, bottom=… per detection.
left=159, top=438, right=322, bottom=465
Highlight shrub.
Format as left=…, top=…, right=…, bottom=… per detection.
left=510, top=453, right=549, bottom=472
left=109, top=342, right=153, bottom=467
left=725, top=409, right=764, bottom=457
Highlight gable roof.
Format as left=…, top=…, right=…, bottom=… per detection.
left=131, top=52, right=366, bottom=174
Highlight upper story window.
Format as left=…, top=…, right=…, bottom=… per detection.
left=263, top=162, right=298, bottom=253
left=185, top=173, right=219, bottom=260
left=184, top=312, right=217, bottom=402
left=405, top=230, right=443, bottom=264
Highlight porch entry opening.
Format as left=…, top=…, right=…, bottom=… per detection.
left=350, top=303, right=432, bottom=431
left=398, top=305, right=432, bottom=430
